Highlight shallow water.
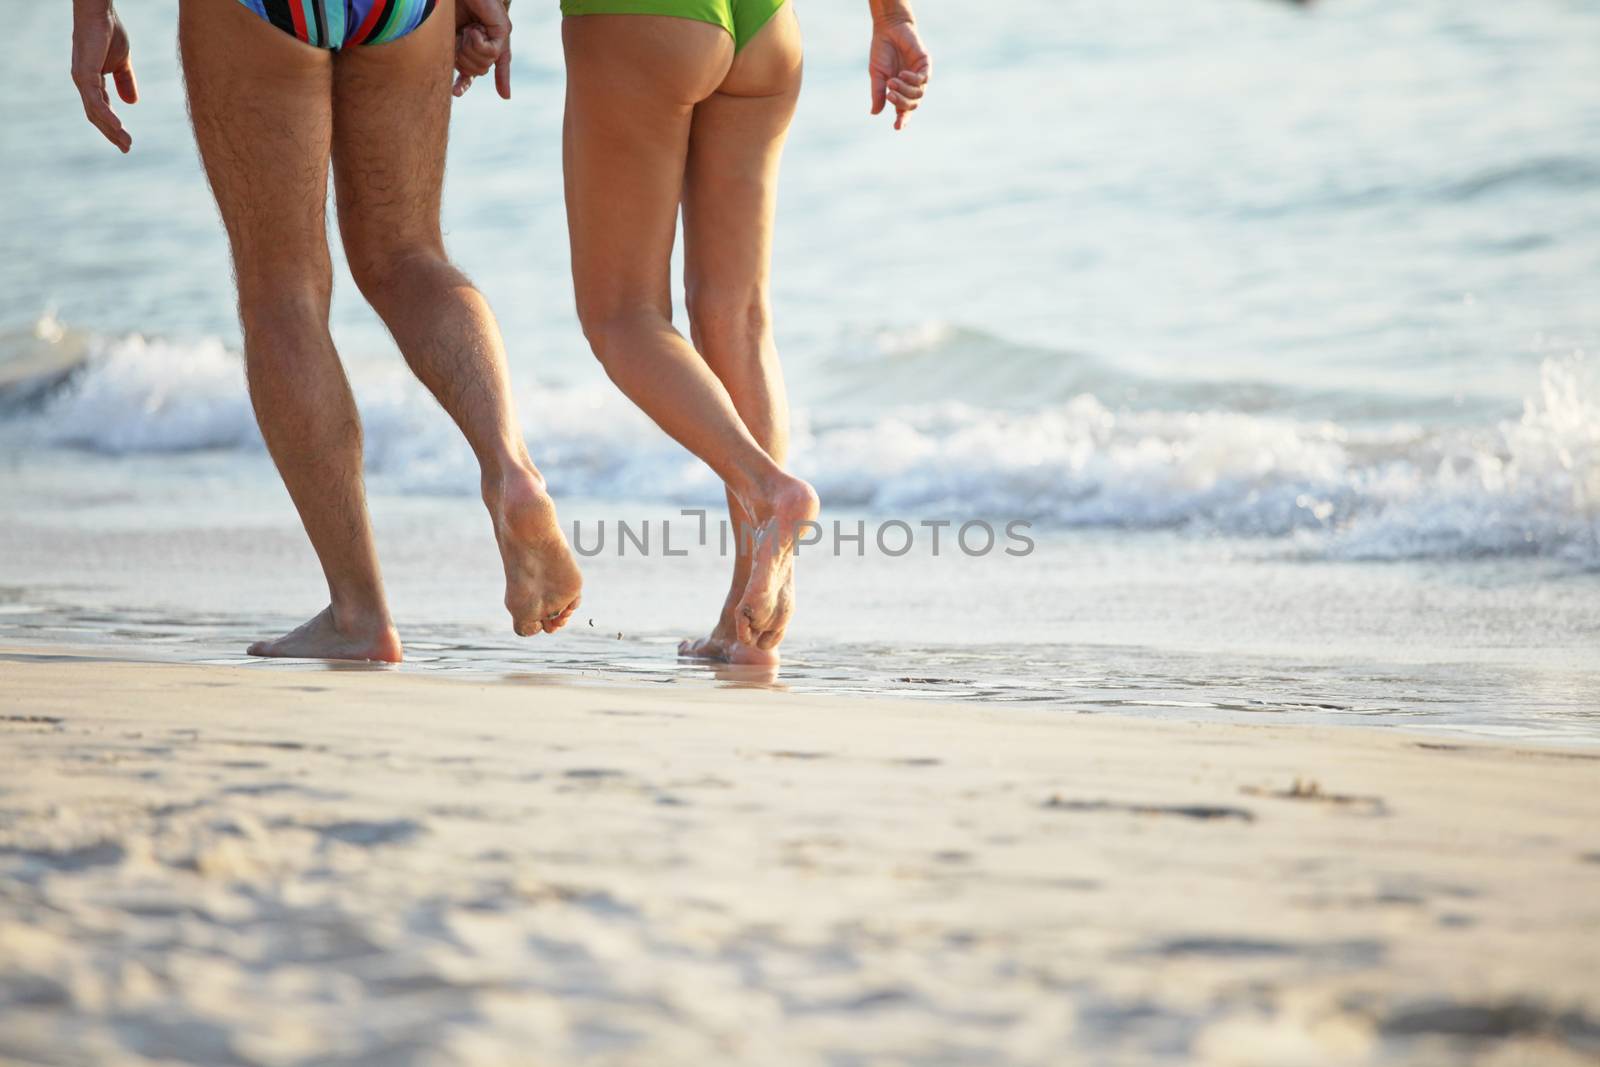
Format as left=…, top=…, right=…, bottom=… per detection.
left=2, top=0, right=1598, bottom=737
left=2, top=469, right=1597, bottom=741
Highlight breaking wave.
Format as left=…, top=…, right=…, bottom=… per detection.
left=4, top=319, right=1596, bottom=565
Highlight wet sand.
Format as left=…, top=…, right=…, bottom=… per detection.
left=1, top=648, right=1597, bottom=1066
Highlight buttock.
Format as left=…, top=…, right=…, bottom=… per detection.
left=234, top=0, right=439, bottom=49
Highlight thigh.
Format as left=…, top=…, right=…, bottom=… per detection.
left=562, top=15, right=733, bottom=320
left=178, top=0, right=333, bottom=283
left=329, top=0, right=456, bottom=269
left=681, top=3, right=802, bottom=306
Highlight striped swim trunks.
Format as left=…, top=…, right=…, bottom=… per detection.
left=234, top=0, right=439, bottom=49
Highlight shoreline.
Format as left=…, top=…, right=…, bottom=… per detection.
left=1, top=620, right=1597, bottom=748
left=3, top=646, right=1598, bottom=1065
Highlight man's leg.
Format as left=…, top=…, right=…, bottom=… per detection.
left=562, top=14, right=817, bottom=652
left=179, top=0, right=401, bottom=662
left=679, top=4, right=804, bottom=663
left=332, top=1, right=580, bottom=637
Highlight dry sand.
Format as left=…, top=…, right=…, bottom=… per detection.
left=1, top=648, right=1597, bottom=1066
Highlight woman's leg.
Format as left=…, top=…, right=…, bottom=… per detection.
left=678, top=4, right=805, bottom=663
left=180, top=0, right=402, bottom=662
left=563, top=13, right=817, bottom=652
left=331, top=0, right=583, bottom=636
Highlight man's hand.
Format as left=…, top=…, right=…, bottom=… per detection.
left=453, top=0, right=512, bottom=99
left=71, top=0, right=138, bottom=152
left=869, top=14, right=929, bottom=131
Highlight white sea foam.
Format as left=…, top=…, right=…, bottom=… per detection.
left=29, top=333, right=258, bottom=454
left=9, top=329, right=1598, bottom=565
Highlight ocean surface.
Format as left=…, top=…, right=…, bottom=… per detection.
left=2, top=0, right=1598, bottom=740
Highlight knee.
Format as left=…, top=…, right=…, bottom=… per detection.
left=574, top=299, right=667, bottom=369
left=236, top=272, right=332, bottom=350
left=345, top=239, right=449, bottom=307
left=685, top=285, right=770, bottom=361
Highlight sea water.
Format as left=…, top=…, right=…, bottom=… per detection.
left=2, top=0, right=1597, bottom=740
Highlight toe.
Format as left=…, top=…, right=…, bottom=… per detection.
left=681, top=637, right=723, bottom=661
left=550, top=599, right=579, bottom=630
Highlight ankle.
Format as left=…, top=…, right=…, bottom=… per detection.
left=482, top=453, right=546, bottom=502
left=749, top=472, right=818, bottom=521
left=729, top=468, right=785, bottom=518
left=328, top=598, right=392, bottom=636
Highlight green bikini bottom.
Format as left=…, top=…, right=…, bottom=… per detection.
left=560, top=0, right=786, bottom=52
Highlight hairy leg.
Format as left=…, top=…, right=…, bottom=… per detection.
left=562, top=13, right=816, bottom=651
left=180, top=0, right=400, bottom=662
left=333, top=2, right=581, bottom=636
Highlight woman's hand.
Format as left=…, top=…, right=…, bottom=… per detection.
left=453, top=0, right=512, bottom=99
left=71, top=0, right=138, bottom=152
left=869, top=10, right=929, bottom=131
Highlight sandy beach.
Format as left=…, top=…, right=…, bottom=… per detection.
left=6, top=0, right=1598, bottom=1062
left=2, top=648, right=1597, bottom=1066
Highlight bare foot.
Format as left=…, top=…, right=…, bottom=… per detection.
left=678, top=631, right=781, bottom=666
left=247, top=606, right=403, bottom=663
left=486, top=466, right=583, bottom=636
left=681, top=565, right=792, bottom=665
left=733, top=477, right=818, bottom=651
